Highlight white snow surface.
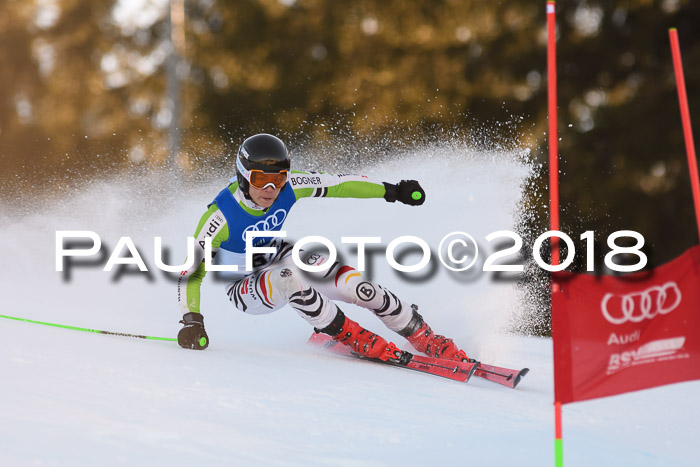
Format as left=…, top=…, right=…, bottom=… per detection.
left=2, top=145, right=699, bottom=466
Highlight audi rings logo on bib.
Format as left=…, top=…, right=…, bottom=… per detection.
left=600, top=281, right=682, bottom=325
left=242, top=209, right=288, bottom=242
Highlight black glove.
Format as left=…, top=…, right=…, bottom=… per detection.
left=177, top=312, right=209, bottom=350
left=383, top=180, right=425, bottom=206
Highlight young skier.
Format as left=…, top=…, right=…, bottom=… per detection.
left=177, top=133, right=470, bottom=362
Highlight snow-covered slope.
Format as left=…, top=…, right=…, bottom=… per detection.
left=2, top=144, right=699, bottom=466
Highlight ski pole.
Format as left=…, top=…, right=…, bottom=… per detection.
left=475, top=366, right=512, bottom=379
left=0, top=314, right=177, bottom=342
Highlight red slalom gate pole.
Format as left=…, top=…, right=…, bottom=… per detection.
left=548, top=1, right=560, bottom=253
left=547, top=2, right=564, bottom=466
left=669, top=28, right=700, bottom=238
left=555, top=401, right=563, bottom=464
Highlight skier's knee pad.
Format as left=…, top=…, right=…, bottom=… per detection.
left=331, top=269, right=379, bottom=306
left=269, top=266, right=305, bottom=299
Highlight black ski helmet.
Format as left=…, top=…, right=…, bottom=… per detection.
left=235, top=133, right=291, bottom=198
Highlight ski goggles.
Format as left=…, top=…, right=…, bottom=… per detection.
left=248, top=169, right=288, bottom=189
left=237, top=155, right=288, bottom=189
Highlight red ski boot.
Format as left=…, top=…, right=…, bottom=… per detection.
left=319, top=308, right=394, bottom=360
left=333, top=316, right=393, bottom=360
left=399, top=308, right=471, bottom=362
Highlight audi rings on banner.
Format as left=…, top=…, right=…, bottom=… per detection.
left=600, top=281, right=682, bottom=325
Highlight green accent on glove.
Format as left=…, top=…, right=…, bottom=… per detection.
left=199, top=336, right=208, bottom=347
left=411, top=191, right=423, bottom=200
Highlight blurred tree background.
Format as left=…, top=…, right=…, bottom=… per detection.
left=1, top=0, right=699, bottom=331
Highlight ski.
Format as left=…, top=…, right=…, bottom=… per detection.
left=474, top=363, right=530, bottom=389
left=308, top=332, right=478, bottom=383
left=309, top=331, right=529, bottom=389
